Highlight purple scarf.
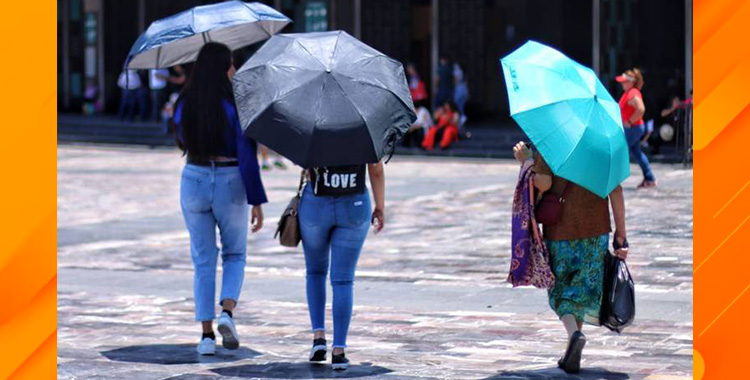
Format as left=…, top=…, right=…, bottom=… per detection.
left=508, top=161, right=555, bottom=289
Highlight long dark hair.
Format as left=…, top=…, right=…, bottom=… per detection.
left=177, top=42, right=234, bottom=158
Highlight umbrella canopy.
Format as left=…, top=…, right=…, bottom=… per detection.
left=233, top=30, right=416, bottom=168
left=501, top=40, right=629, bottom=198
left=125, top=1, right=290, bottom=69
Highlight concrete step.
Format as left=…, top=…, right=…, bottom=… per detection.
left=57, top=114, right=685, bottom=163
left=58, top=133, right=174, bottom=147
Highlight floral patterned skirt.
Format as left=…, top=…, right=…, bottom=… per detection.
left=545, top=234, right=608, bottom=325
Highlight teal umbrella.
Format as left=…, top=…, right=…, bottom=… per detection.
left=501, top=40, right=629, bottom=198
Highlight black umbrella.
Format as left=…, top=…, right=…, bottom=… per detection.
left=232, top=31, right=416, bottom=168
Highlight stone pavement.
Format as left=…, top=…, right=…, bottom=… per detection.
left=57, top=145, right=693, bottom=380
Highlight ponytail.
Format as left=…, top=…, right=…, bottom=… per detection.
left=630, top=68, right=644, bottom=90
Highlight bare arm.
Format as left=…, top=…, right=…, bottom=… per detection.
left=626, top=96, right=646, bottom=126
left=368, top=162, right=385, bottom=233
left=512, top=141, right=551, bottom=192
left=609, top=185, right=628, bottom=259
left=534, top=173, right=552, bottom=192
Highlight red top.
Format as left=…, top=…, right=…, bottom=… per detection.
left=436, top=108, right=456, bottom=129
left=618, top=87, right=644, bottom=126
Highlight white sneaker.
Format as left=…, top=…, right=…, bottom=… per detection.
left=217, top=312, right=240, bottom=350
left=196, top=337, right=216, bottom=355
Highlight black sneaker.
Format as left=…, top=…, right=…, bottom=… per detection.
left=560, top=331, right=586, bottom=374
left=331, top=352, right=349, bottom=370
left=309, top=338, right=327, bottom=362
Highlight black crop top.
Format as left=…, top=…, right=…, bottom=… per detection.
left=309, top=165, right=366, bottom=196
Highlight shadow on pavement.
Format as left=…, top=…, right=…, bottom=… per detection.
left=481, top=366, right=632, bottom=380
left=210, top=362, right=393, bottom=378
left=100, top=344, right=261, bottom=365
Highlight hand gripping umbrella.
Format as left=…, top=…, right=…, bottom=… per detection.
left=501, top=40, right=629, bottom=198
left=232, top=30, right=417, bottom=168
left=125, top=1, right=290, bottom=69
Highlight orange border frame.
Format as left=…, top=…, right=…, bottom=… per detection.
left=0, top=2, right=57, bottom=379
left=0, top=0, right=744, bottom=378
left=694, top=1, right=750, bottom=379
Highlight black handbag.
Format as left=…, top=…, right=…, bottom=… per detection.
left=600, top=247, right=636, bottom=333
left=274, top=170, right=306, bottom=247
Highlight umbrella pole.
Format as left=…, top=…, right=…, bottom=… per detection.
left=156, top=46, right=161, bottom=69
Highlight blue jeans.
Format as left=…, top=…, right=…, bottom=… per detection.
left=180, top=164, right=249, bottom=322
left=625, top=124, right=655, bottom=182
left=454, top=83, right=468, bottom=115
left=299, top=184, right=371, bottom=348
left=117, top=89, right=138, bottom=121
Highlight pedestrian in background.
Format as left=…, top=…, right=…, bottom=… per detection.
left=170, top=64, right=187, bottom=86
left=512, top=141, right=629, bottom=374
left=173, top=42, right=267, bottom=356
left=137, top=70, right=150, bottom=121
left=82, top=79, right=100, bottom=115
left=150, top=68, right=170, bottom=122
left=117, top=69, right=141, bottom=121
left=406, top=63, right=427, bottom=103
left=161, top=65, right=188, bottom=134
left=616, top=68, right=657, bottom=188
left=402, top=100, right=432, bottom=147
left=434, top=57, right=454, bottom=108
left=258, top=145, right=287, bottom=171
left=422, top=101, right=459, bottom=151
left=300, top=162, right=386, bottom=370
left=453, top=62, right=469, bottom=128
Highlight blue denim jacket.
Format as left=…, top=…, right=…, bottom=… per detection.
left=175, top=99, right=268, bottom=206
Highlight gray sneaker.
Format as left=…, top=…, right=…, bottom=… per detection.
left=217, top=312, right=240, bottom=350
left=196, top=337, right=216, bottom=355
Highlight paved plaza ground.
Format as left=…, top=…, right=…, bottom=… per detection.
left=57, top=145, right=693, bottom=380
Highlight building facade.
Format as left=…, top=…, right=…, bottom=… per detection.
left=58, top=0, right=690, bottom=123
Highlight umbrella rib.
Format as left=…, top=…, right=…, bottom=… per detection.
left=303, top=76, right=332, bottom=168
left=260, top=20, right=272, bottom=39
left=526, top=99, right=591, bottom=172
left=265, top=63, right=327, bottom=74
left=329, top=31, right=342, bottom=70
left=292, top=39, right=329, bottom=71
left=325, top=75, right=377, bottom=162
left=554, top=104, right=613, bottom=198
left=555, top=99, right=595, bottom=166
left=332, top=71, right=415, bottom=113
left=236, top=71, right=326, bottom=128
left=345, top=53, right=386, bottom=67
left=518, top=98, right=592, bottom=144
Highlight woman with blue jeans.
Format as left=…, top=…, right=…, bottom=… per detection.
left=300, top=164, right=385, bottom=370
left=174, top=43, right=267, bottom=355
left=616, top=68, right=657, bottom=188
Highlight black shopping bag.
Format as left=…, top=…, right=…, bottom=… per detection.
left=600, top=252, right=635, bottom=333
